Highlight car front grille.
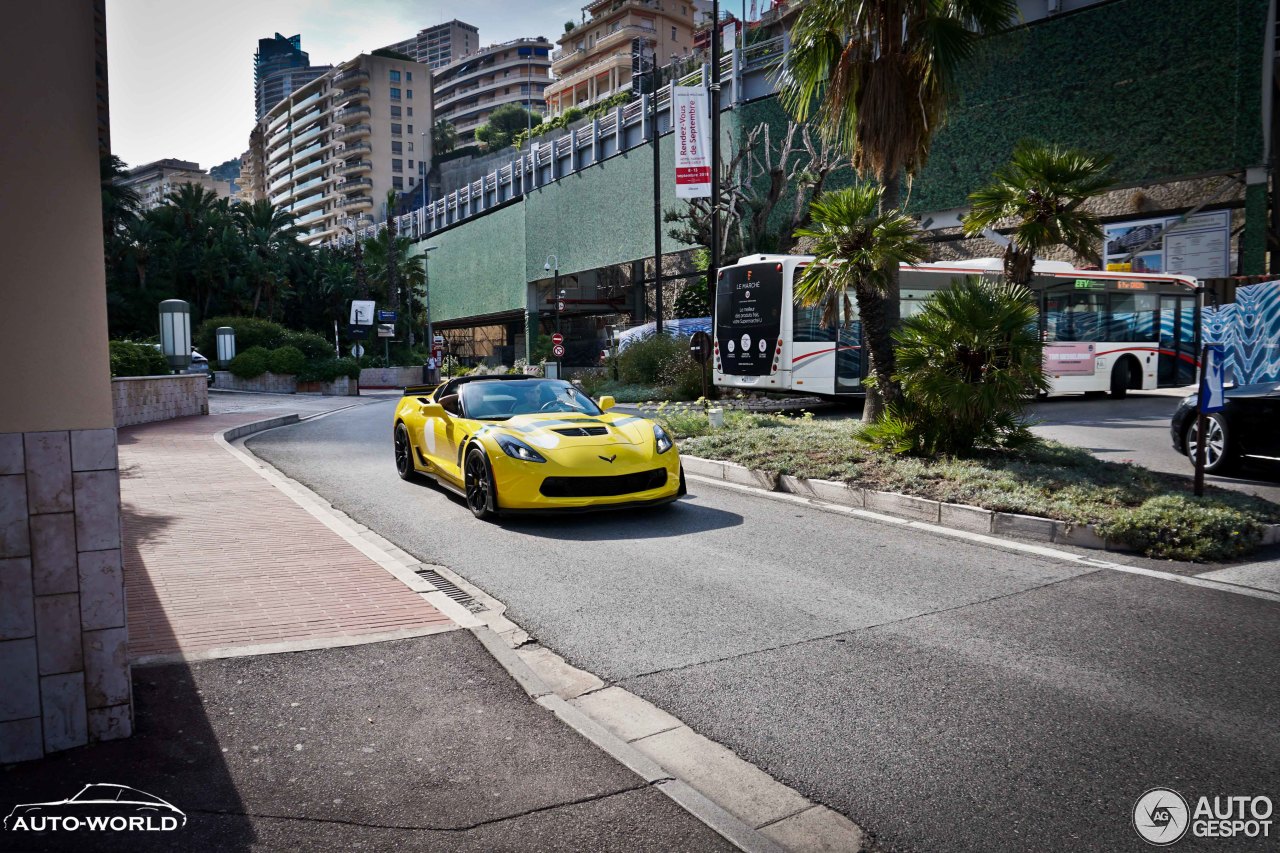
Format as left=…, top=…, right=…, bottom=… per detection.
left=554, top=426, right=609, bottom=437
left=539, top=468, right=668, bottom=498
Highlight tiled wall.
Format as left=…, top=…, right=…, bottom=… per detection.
left=0, top=428, right=131, bottom=763
left=112, top=375, right=208, bottom=427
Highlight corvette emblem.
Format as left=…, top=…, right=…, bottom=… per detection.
left=598, top=454, right=616, bottom=463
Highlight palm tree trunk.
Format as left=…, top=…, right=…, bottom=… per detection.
left=860, top=173, right=904, bottom=423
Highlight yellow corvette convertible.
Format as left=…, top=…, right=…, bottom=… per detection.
left=393, top=375, right=685, bottom=518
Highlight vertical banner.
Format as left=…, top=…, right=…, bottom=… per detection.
left=673, top=86, right=711, bottom=199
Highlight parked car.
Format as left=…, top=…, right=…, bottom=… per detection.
left=1170, top=383, right=1280, bottom=473
left=188, top=348, right=214, bottom=386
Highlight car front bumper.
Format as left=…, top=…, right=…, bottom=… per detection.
left=487, top=441, right=683, bottom=511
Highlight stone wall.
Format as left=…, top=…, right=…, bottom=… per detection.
left=358, top=366, right=428, bottom=388
left=211, top=371, right=296, bottom=394
left=0, top=428, right=130, bottom=762
left=111, top=375, right=209, bottom=428
left=296, top=377, right=358, bottom=396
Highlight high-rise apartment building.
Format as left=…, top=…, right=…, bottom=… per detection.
left=255, top=33, right=330, bottom=120
left=546, top=0, right=697, bottom=115
left=433, top=37, right=553, bottom=141
left=116, top=159, right=234, bottom=210
left=242, top=53, right=433, bottom=245
left=380, top=20, right=478, bottom=69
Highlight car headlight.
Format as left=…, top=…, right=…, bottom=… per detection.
left=495, top=434, right=546, bottom=463
left=653, top=422, right=673, bottom=454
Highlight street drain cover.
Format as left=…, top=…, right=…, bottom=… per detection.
left=415, top=568, right=486, bottom=613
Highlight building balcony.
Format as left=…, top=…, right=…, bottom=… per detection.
left=290, top=123, right=329, bottom=149
left=296, top=207, right=327, bottom=227
left=334, top=66, right=369, bottom=86
left=334, top=104, right=371, bottom=124
left=553, top=24, right=655, bottom=72
left=561, top=0, right=663, bottom=44
left=292, top=156, right=327, bottom=181
left=291, top=190, right=328, bottom=214
left=337, top=177, right=373, bottom=193
left=340, top=194, right=373, bottom=210
left=268, top=171, right=294, bottom=195
left=334, top=86, right=369, bottom=106
left=336, top=141, right=371, bottom=158
left=337, top=159, right=372, bottom=176
left=545, top=51, right=633, bottom=101
left=278, top=174, right=327, bottom=206
left=334, top=122, right=371, bottom=142
left=289, top=89, right=325, bottom=116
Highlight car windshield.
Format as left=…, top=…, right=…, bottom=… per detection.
left=459, top=379, right=602, bottom=420
left=72, top=785, right=123, bottom=802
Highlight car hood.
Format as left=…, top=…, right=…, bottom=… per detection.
left=483, top=413, right=653, bottom=449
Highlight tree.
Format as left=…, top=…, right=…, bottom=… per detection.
left=792, top=185, right=928, bottom=418
left=100, top=153, right=139, bottom=242
left=474, top=103, right=541, bottom=151
left=564, top=20, right=576, bottom=33
left=235, top=199, right=299, bottom=319
left=432, top=119, right=459, bottom=157
left=776, top=0, right=1017, bottom=419
left=961, top=140, right=1114, bottom=286
left=860, top=278, right=1047, bottom=456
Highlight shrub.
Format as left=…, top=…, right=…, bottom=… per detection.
left=297, top=357, right=360, bottom=382
left=195, top=316, right=289, bottom=358
left=108, top=340, right=169, bottom=377
left=228, top=346, right=271, bottom=379
left=1096, top=495, right=1265, bottom=562
left=267, top=345, right=307, bottom=376
left=281, top=330, right=334, bottom=360
left=859, top=278, right=1047, bottom=457
left=616, top=333, right=685, bottom=385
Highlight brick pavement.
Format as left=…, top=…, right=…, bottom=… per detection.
left=119, top=412, right=453, bottom=661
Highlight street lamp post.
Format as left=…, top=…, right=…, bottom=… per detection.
left=544, top=254, right=559, bottom=377
left=647, top=44, right=664, bottom=334
left=421, top=245, right=439, bottom=380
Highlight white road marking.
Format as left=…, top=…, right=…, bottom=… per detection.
left=686, top=474, right=1280, bottom=605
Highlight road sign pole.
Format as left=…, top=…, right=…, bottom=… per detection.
left=1193, top=344, right=1208, bottom=497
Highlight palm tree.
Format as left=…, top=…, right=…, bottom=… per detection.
left=864, top=277, right=1048, bottom=456
left=961, top=140, right=1114, bottom=285
left=793, top=185, right=928, bottom=417
left=100, top=153, right=139, bottom=242
left=235, top=199, right=299, bottom=318
left=432, top=119, right=459, bottom=157
left=776, top=0, right=1017, bottom=418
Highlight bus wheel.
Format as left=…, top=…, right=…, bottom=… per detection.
left=1109, top=359, right=1135, bottom=399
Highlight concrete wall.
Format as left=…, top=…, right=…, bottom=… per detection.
left=112, top=375, right=209, bottom=427
left=358, top=366, right=427, bottom=388
left=212, top=371, right=297, bottom=394
left=0, top=3, right=132, bottom=762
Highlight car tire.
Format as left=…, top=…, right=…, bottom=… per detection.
left=464, top=446, right=498, bottom=520
left=678, top=466, right=687, bottom=497
left=1186, top=413, right=1234, bottom=473
left=1109, top=359, right=1132, bottom=399
left=394, top=423, right=419, bottom=481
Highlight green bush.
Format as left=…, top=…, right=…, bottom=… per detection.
left=616, top=334, right=685, bottom=385
left=1096, top=495, right=1265, bottom=562
left=267, top=345, right=307, bottom=376
left=195, top=316, right=288, bottom=357
left=228, top=346, right=271, bottom=379
left=297, top=357, right=361, bottom=382
left=108, top=340, right=169, bottom=378
left=281, top=330, right=334, bottom=360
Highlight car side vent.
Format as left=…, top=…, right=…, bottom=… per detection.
left=554, top=426, right=609, bottom=437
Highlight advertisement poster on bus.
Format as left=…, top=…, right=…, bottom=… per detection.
left=672, top=86, right=711, bottom=199
left=1103, top=211, right=1230, bottom=278
left=1043, top=342, right=1097, bottom=376
left=715, top=263, right=782, bottom=376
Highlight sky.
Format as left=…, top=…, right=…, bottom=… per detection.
left=106, top=0, right=581, bottom=170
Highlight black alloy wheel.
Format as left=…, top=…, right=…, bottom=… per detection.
left=464, top=447, right=497, bottom=519
left=394, top=423, right=417, bottom=481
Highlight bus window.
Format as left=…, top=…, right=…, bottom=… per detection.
left=1044, top=292, right=1105, bottom=342
left=1106, top=292, right=1157, bottom=342
left=900, top=288, right=933, bottom=319
left=792, top=300, right=836, bottom=342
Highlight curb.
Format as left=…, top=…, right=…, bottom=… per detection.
left=682, top=456, right=1280, bottom=552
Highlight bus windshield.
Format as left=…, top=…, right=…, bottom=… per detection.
left=715, top=262, right=784, bottom=375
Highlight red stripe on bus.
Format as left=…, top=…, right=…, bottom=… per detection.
left=791, top=345, right=860, bottom=365
left=1094, top=346, right=1198, bottom=365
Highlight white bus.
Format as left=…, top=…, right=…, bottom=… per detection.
left=712, top=255, right=1202, bottom=398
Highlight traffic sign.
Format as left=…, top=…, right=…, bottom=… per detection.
left=348, top=324, right=370, bottom=339
left=434, top=334, right=444, bottom=345
left=557, top=301, right=566, bottom=312
left=377, top=324, right=395, bottom=338
left=689, top=330, right=713, bottom=365
left=350, top=343, right=364, bottom=358
left=552, top=344, right=566, bottom=358
left=1199, top=344, right=1226, bottom=413
left=432, top=347, right=443, bottom=361
left=377, top=309, right=398, bottom=323
left=552, top=333, right=564, bottom=346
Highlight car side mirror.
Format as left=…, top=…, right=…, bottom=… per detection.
left=418, top=402, right=445, bottom=419
left=438, top=394, right=461, bottom=416
left=598, top=395, right=616, bottom=411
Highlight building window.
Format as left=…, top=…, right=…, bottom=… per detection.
left=406, top=71, right=413, bottom=81
left=408, top=141, right=414, bottom=151
left=391, top=105, right=402, bottom=117
left=392, top=141, right=403, bottom=154
left=407, top=124, right=413, bottom=134
left=391, top=122, right=402, bottom=135
left=407, top=107, right=413, bottom=116
left=393, top=176, right=404, bottom=189
left=390, top=87, right=401, bottom=100
left=409, top=176, right=415, bottom=186
left=672, top=26, right=677, bottom=40
left=406, top=89, right=413, bottom=99
left=390, top=70, right=401, bottom=82
left=392, top=158, right=403, bottom=172
left=408, top=160, right=414, bottom=170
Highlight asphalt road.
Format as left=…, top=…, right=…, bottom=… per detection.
left=249, top=401, right=1280, bottom=852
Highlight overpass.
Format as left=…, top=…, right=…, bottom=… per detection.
left=351, top=0, right=1273, bottom=366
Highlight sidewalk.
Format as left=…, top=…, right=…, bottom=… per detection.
left=0, top=394, right=731, bottom=851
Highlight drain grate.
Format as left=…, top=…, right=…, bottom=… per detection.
left=415, top=568, right=486, bottom=612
